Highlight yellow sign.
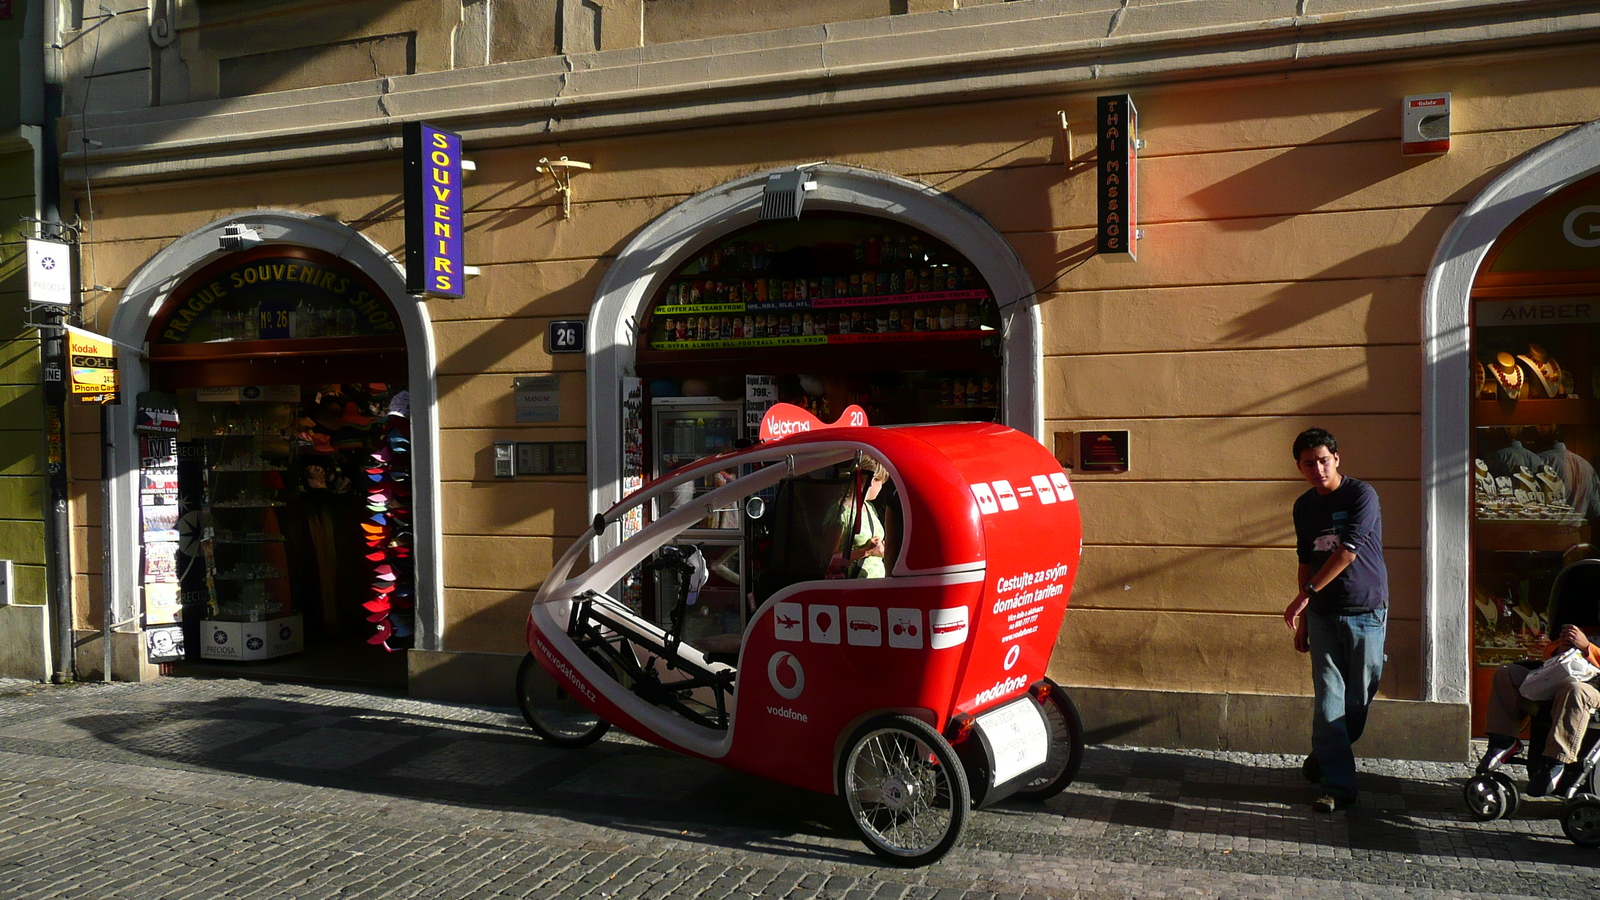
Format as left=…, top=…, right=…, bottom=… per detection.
left=65, top=325, right=119, bottom=401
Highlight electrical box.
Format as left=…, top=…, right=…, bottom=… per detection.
left=0, top=559, right=11, bottom=605
left=1403, top=93, right=1450, bottom=156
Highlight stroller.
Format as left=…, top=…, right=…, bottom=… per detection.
left=1463, top=559, right=1600, bottom=846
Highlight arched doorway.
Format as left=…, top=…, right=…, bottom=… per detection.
left=586, top=164, right=1039, bottom=552
left=1423, top=119, right=1600, bottom=710
left=105, top=211, right=442, bottom=684
left=1459, top=171, right=1600, bottom=733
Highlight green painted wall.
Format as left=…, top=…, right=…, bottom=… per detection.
left=1, top=0, right=47, bottom=606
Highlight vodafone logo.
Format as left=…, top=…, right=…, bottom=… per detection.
left=767, top=651, right=805, bottom=700
left=1004, top=644, right=1021, bottom=670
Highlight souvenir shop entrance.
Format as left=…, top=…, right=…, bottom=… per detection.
left=621, top=212, right=1005, bottom=650
left=137, top=246, right=414, bottom=686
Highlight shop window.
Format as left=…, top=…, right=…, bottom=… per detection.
left=1469, top=171, right=1600, bottom=734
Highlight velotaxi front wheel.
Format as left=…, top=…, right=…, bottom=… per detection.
left=840, top=714, right=970, bottom=866
left=516, top=652, right=610, bottom=748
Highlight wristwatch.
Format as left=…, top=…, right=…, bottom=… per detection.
left=1302, top=582, right=1319, bottom=597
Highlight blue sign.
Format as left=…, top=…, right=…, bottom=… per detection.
left=549, top=319, right=586, bottom=354
left=404, top=122, right=466, bottom=298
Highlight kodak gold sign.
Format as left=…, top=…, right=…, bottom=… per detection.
left=65, top=325, right=118, bottom=402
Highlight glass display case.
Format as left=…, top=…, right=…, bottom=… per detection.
left=651, top=397, right=743, bottom=530
left=1471, top=303, right=1600, bottom=730
left=180, top=397, right=305, bottom=660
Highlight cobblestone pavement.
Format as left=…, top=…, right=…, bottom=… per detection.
left=0, top=676, right=1593, bottom=900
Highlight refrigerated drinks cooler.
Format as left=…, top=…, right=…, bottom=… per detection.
left=650, top=398, right=746, bottom=647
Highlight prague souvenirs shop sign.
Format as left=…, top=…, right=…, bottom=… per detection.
left=154, top=250, right=401, bottom=345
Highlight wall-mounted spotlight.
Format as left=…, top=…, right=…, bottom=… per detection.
left=218, top=224, right=263, bottom=251
left=759, top=166, right=820, bottom=221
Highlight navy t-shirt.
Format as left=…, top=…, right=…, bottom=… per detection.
left=1293, top=476, right=1389, bottom=615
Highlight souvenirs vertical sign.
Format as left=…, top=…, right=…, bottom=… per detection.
left=1096, top=94, right=1138, bottom=259
left=404, top=122, right=466, bottom=298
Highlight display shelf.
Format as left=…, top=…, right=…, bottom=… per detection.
left=210, top=464, right=289, bottom=472
left=656, top=288, right=990, bottom=316
left=1473, top=398, right=1594, bottom=426
left=1474, top=519, right=1590, bottom=552
left=214, top=571, right=287, bottom=581
left=210, top=501, right=287, bottom=509
left=211, top=536, right=286, bottom=544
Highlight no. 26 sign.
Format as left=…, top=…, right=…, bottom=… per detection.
left=548, top=319, right=586, bottom=354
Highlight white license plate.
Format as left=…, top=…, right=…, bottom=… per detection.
left=975, top=696, right=1049, bottom=786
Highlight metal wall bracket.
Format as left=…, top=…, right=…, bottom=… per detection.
left=537, top=156, right=592, bottom=219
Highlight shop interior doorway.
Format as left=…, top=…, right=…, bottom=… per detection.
left=139, top=246, right=412, bottom=688
left=622, top=212, right=1004, bottom=652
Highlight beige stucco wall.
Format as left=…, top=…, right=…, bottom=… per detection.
left=61, top=36, right=1600, bottom=708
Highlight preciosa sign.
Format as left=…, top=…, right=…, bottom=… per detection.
left=404, top=122, right=465, bottom=298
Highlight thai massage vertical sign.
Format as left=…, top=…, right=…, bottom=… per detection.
left=1096, top=94, right=1138, bottom=259
left=404, top=122, right=465, bottom=298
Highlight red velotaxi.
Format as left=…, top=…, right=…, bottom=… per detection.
left=521, top=404, right=1084, bottom=865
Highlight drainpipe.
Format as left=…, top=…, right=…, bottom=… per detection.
left=27, top=0, right=76, bottom=682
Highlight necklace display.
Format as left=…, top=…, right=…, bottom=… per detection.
left=1489, top=352, right=1523, bottom=400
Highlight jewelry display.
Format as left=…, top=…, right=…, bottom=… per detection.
left=1474, top=459, right=1583, bottom=524
left=1488, top=352, right=1523, bottom=400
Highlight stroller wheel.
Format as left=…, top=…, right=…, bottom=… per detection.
left=1561, top=796, right=1600, bottom=847
left=516, top=652, right=611, bottom=748
left=1463, top=772, right=1519, bottom=822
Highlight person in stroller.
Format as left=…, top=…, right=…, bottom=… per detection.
left=1480, top=619, right=1600, bottom=796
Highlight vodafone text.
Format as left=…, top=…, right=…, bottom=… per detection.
left=972, top=675, right=1029, bottom=707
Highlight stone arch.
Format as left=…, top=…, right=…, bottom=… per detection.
left=585, top=164, right=1040, bottom=541
left=104, top=210, right=444, bottom=653
left=1422, top=120, right=1600, bottom=703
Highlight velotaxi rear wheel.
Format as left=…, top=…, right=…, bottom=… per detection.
left=1011, top=680, right=1085, bottom=801
left=840, top=714, right=970, bottom=866
left=516, top=652, right=610, bottom=748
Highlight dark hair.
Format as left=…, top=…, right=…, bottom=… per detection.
left=1292, top=428, right=1338, bottom=461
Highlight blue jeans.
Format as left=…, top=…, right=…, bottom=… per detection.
left=1306, top=608, right=1388, bottom=798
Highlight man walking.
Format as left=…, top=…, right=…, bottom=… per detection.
left=1283, top=428, right=1389, bottom=813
